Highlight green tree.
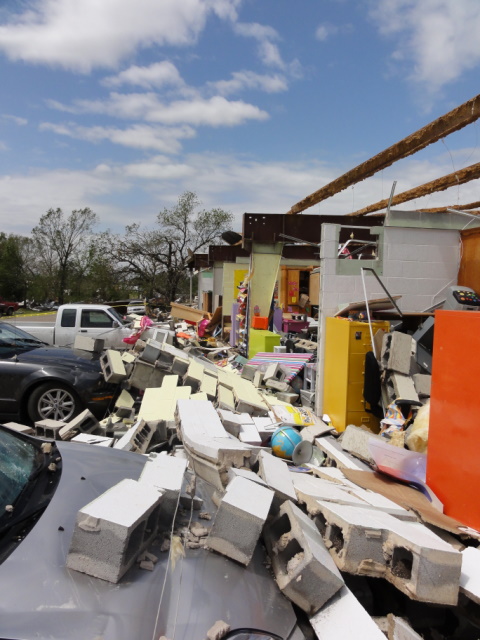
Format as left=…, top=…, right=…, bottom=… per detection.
left=31, top=208, right=98, bottom=305
left=109, top=192, right=233, bottom=304
left=0, top=233, right=29, bottom=300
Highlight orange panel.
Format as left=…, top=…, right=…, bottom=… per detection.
left=427, top=310, right=480, bottom=530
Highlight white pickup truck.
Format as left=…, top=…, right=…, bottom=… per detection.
left=16, top=304, right=133, bottom=350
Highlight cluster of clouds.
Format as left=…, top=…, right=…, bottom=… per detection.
left=0, top=0, right=479, bottom=234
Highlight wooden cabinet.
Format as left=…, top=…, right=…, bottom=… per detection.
left=323, top=317, right=389, bottom=432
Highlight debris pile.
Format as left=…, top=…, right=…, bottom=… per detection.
left=12, top=322, right=473, bottom=640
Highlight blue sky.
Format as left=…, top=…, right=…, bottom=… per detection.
left=0, top=0, right=480, bottom=236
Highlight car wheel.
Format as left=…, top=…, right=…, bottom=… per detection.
left=6, top=307, right=13, bottom=316
left=27, top=383, right=83, bottom=423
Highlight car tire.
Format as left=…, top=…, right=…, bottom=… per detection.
left=27, top=382, right=83, bottom=423
left=6, top=307, right=13, bottom=316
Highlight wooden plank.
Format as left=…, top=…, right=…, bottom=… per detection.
left=287, top=93, right=480, bottom=215
left=170, top=302, right=210, bottom=323
left=347, top=161, right=480, bottom=217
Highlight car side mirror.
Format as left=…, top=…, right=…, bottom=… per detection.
left=112, top=320, right=120, bottom=328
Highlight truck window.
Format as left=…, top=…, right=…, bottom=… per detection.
left=60, top=309, right=76, bottom=328
left=81, top=310, right=114, bottom=329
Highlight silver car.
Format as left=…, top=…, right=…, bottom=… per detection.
left=0, top=425, right=306, bottom=640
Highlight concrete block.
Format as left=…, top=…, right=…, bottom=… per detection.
left=207, top=476, right=274, bottom=565
left=389, top=372, right=419, bottom=404
left=217, top=385, right=236, bottom=412
left=190, top=392, right=208, bottom=401
left=121, top=351, right=136, bottom=365
left=310, top=586, right=386, bottom=640
left=139, top=338, right=164, bottom=364
left=412, top=373, right=431, bottom=397
left=65, top=409, right=100, bottom=434
left=252, top=370, right=264, bottom=388
left=257, top=450, right=297, bottom=507
left=34, top=418, right=67, bottom=439
left=128, top=361, right=153, bottom=390
left=161, top=374, right=179, bottom=389
left=113, top=419, right=155, bottom=454
left=276, top=392, right=299, bottom=404
left=100, top=349, right=127, bottom=383
left=227, top=467, right=268, bottom=487
left=264, top=362, right=289, bottom=382
left=240, top=364, right=257, bottom=381
left=315, top=501, right=462, bottom=604
left=233, top=379, right=270, bottom=416
left=252, top=416, right=278, bottom=440
left=183, top=360, right=204, bottom=392
left=263, top=499, right=344, bottom=614
left=66, top=478, right=164, bottom=583
left=238, top=422, right=262, bottom=446
left=3, top=421, right=34, bottom=434
left=171, top=355, right=190, bottom=376
left=265, top=379, right=291, bottom=393
left=114, top=406, right=136, bottom=421
left=138, top=386, right=191, bottom=433
left=200, top=372, right=217, bottom=400
left=139, top=452, right=188, bottom=527
left=176, top=400, right=254, bottom=488
left=73, top=334, right=105, bottom=353
left=217, top=409, right=252, bottom=437
left=340, top=424, right=382, bottom=465
left=315, top=436, right=372, bottom=471
left=381, top=332, right=413, bottom=375
left=158, top=342, right=187, bottom=366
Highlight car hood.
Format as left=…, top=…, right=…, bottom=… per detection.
left=15, top=346, right=101, bottom=372
left=0, top=442, right=298, bottom=640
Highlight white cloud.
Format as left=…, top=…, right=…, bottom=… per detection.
left=315, top=23, right=353, bottom=42
left=0, top=141, right=7, bottom=151
left=370, top=0, right=480, bottom=93
left=2, top=148, right=479, bottom=236
left=208, top=70, right=288, bottom=95
left=49, top=93, right=269, bottom=126
left=1, top=114, right=28, bottom=126
left=40, top=122, right=196, bottom=153
left=102, top=61, right=185, bottom=90
left=234, top=20, right=287, bottom=69
left=0, top=0, right=239, bottom=72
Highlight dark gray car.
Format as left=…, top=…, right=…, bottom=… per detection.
left=0, top=426, right=306, bottom=640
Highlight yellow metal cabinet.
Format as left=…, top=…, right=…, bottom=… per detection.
left=323, top=317, right=389, bottom=432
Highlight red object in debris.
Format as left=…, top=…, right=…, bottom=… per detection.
left=197, top=318, right=210, bottom=337
left=252, top=316, right=269, bottom=330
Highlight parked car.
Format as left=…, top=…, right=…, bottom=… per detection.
left=0, top=297, right=19, bottom=316
left=11, top=303, right=132, bottom=349
left=0, top=322, right=117, bottom=423
left=0, top=425, right=305, bottom=640
left=127, top=299, right=146, bottom=315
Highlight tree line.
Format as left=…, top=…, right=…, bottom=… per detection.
left=0, top=192, right=233, bottom=307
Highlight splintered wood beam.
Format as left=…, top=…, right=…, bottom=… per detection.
left=415, top=201, right=480, bottom=213
left=287, top=93, right=480, bottom=215
left=346, top=162, right=480, bottom=217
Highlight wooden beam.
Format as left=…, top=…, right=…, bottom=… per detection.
left=287, top=93, right=480, bottom=215
left=346, top=162, right=480, bottom=217
left=415, top=201, right=480, bottom=213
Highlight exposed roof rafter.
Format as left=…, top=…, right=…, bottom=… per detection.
left=347, top=162, right=480, bottom=217
left=287, top=93, right=480, bottom=215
